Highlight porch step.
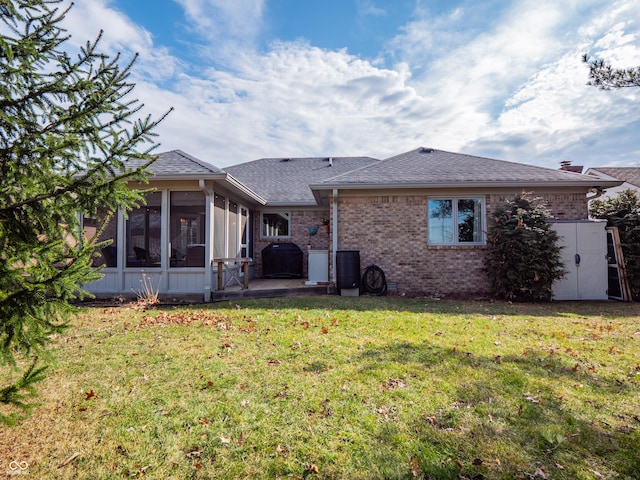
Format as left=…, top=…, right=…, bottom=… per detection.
left=210, top=284, right=332, bottom=302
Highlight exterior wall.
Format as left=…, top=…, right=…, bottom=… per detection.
left=253, top=208, right=330, bottom=278
left=332, top=189, right=590, bottom=297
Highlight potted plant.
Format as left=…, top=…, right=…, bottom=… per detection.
left=320, top=217, right=330, bottom=233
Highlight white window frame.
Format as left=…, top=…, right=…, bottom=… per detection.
left=427, top=196, right=485, bottom=246
left=261, top=211, right=291, bottom=238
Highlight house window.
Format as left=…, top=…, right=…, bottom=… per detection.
left=170, top=191, right=205, bottom=267
left=126, top=191, right=162, bottom=267
left=262, top=212, right=290, bottom=238
left=83, top=211, right=118, bottom=268
left=428, top=198, right=484, bottom=245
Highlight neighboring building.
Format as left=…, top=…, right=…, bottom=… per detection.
left=84, top=147, right=622, bottom=300
left=584, top=167, right=640, bottom=200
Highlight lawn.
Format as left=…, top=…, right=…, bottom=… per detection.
left=1, top=296, right=639, bottom=479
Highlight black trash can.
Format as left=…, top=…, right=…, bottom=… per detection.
left=262, top=242, right=303, bottom=278
left=336, top=250, right=360, bottom=290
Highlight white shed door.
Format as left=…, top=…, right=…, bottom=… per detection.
left=552, top=221, right=608, bottom=301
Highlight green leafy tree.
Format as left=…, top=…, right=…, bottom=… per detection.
left=590, top=189, right=640, bottom=300
left=583, top=54, right=640, bottom=89
left=0, top=0, right=170, bottom=424
left=484, top=193, right=565, bottom=301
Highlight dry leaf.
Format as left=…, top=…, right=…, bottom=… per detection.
left=220, top=435, right=232, bottom=444
left=321, top=326, right=329, bottom=334
left=85, top=390, right=96, bottom=400
left=409, top=456, right=420, bottom=477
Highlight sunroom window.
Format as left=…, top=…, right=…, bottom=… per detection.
left=126, top=192, right=162, bottom=267
left=428, top=198, right=484, bottom=245
left=262, top=212, right=290, bottom=238
left=170, top=191, right=206, bottom=267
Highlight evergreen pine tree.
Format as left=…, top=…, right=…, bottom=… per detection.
left=484, top=193, right=565, bottom=301
left=0, top=0, right=170, bottom=424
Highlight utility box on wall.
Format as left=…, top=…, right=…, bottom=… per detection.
left=551, top=220, right=608, bottom=301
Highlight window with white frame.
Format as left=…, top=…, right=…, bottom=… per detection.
left=428, top=198, right=484, bottom=245
left=261, top=212, right=290, bottom=238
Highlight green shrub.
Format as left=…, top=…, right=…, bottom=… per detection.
left=484, top=193, right=565, bottom=301
left=590, top=189, right=640, bottom=300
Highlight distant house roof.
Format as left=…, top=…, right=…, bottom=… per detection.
left=312, top=148, right=618, bottom=189
left=224, top=156, right=379, bottom=206
left=585, top=167, right=640, bottom=188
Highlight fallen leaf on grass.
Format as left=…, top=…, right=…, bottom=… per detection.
left=321, top=326, right=329, bottom=334
left=409, top=456, right=420, bottom=477
left=304, top=463, right=319, bottom=474
left=85, top=390, right=96, bottom=400
left=381, top=378, right=407, bottom=391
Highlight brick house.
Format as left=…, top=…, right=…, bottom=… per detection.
left=84, top=147, right=621, bottom=299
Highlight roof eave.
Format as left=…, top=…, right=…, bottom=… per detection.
left=310, top=179, right=624, bottom=191
left=144, top=172, right=267, bottom=205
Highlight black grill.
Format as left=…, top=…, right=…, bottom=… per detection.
left=261, top=242, right=303, bottom=278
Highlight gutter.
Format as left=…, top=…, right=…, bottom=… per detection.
left=309, top=179, right=624, bottom=191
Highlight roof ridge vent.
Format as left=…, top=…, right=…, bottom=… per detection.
left=280, top=158, right=291, bottom=162
left=420, top=147, right=434, bottom=154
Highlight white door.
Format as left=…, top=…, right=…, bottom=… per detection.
left=552, top=221, right=608, bottom=300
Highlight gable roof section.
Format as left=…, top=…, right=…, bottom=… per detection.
left=126, top=150, right=227, bottom=178
left=127, top=150, right=266, bottom=205
left=225, top=156, right=379, bottom=206
left=311, top=148, right=622, bottom=190
left=585, top=167, right=640, bottom=188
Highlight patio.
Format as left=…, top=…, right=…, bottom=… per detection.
left=210, top=278, right=333, bottom=302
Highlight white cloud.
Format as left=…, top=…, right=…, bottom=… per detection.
left=57, top=0, right=640, bottom=169
left=174, top=0, right=265, bottom=50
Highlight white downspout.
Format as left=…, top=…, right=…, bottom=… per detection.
left=332, top=188, right=338, bottom=284
left=199, top=179, right=214, bottom=302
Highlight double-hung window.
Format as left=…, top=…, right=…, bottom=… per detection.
left=428, top=198, right=484, bottom=245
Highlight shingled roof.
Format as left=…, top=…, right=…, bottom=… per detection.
left=127, top=150, right=227, bottom=178
left=313, top=148, right=618, bottom=189
left=224, top=156, right=379, bottom=205
left=586, top=167, right=640, bottom=188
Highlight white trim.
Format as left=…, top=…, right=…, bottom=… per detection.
left=260, top=211, right=291, bottom=239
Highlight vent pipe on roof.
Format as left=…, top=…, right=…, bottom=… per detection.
left=420, top=147, right=434, bottom=154
left=328, top=157, right=333, bottom=167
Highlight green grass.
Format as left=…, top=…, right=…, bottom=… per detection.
left=2, top=297, right=639, bottom=479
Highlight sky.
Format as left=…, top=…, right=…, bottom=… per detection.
left=58, top=0, right=640, bottom=169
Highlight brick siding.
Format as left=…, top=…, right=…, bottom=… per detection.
left=330, top=190, right=589, bottom=297
left=253, top=209, right=330, bottom=277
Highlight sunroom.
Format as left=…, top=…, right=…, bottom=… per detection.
left=82, top=151, right=265, bottom=301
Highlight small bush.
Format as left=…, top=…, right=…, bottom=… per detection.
left=484, top=193, right=565, bottom=301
